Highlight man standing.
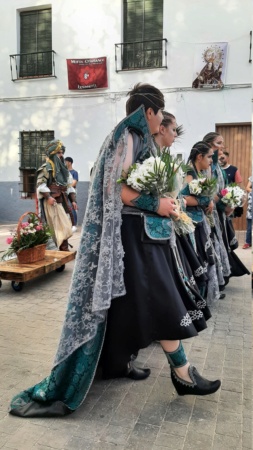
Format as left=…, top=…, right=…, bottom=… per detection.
left=65, top=157, right=79, bottom=231
left=219, top=151, right=242, bottom=184
left=37, top=140, right=77, bottom=251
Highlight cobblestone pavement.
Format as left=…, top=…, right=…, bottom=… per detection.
left=0, top=224, right=252, bottom=450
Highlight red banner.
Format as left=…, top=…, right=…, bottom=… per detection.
left=66, top=57, right=108, bottom=90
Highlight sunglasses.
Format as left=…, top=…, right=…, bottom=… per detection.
left=57, top=151, right=64, bottom=154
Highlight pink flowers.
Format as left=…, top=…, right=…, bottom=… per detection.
left=220, top=185, right=246, bottom=208
left=2, top=212, right=52, bottom=260
left=21, top=222, right=30, bottom=228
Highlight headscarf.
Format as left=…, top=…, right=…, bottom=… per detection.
left=45, top=139, right=69, bottom=186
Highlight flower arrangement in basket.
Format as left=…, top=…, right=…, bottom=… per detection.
left=117, top=151, right=195, bottom=235
left=2, top=212, right=52, bottom=263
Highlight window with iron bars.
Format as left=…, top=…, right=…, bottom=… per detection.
left=19, top=8, right=52, bottom=78
left=19, top=130, right=54, bottom=198
left=122, top=0, right=164, bottom=70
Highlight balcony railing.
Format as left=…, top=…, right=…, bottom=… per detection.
left=10, top=50, right=56, bottom=81
left=115, top=38, right=167, bottom=72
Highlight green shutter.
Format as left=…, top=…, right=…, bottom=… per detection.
left=123, top=0, right=144, bottom=42
left=20, top=9, right=52, bottom=77
left=144, top=0, right=163, bottom=40
left=123, top=0, right=164, bottom=69
left=124, top=0, right=163, bottom=42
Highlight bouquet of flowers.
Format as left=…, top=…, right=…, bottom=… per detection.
left=2, top=212, right=52, bottom=260
left=189, top=175, right=217, bottom=197
left=220, top=184, right=247, bottom=208
left=119, top=150, right=188, bottom=198
left=118, top=152, right=195, bottom=235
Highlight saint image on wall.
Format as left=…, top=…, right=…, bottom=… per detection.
left=192, top=43, right=227, bottom=90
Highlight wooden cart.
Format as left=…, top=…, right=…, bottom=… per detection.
left=0, top=250, right=76, bottom=292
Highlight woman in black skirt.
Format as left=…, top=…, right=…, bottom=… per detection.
left=203, top=132, right=250, bottom=280
left=102, top=90, right=220, bottom=396
left=154, top=112, right=208, bottom=297
left=180, top=141, right=224, bottom=304
left=10, top=85, right=221, bottom=419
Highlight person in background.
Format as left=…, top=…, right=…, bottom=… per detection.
left=203, top=132, right=249, bottom=279
left=219, top=151, right=242, bottom=184
left=242, top=177, right=252, bottom=249
left=37, top=140, right=77, bottom=251
left=65, top=156, right=79, bottom=232
left=181, top=141, right=223, bottom=303
left=219, top=150, right=244, bottom=219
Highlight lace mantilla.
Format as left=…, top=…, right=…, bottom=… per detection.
left=54, top=106, right=155, bottom=366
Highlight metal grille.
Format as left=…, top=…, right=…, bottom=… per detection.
left=115, top=39, right=167, bottom=72
left=19, top=130, right=54, bottom=198
left=10, top=50, right=56, bottom=80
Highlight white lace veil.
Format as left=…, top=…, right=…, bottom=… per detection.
left=54, top=106, right=154, bottom=366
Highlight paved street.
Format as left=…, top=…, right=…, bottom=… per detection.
left=0, top=224, right=252, bottom=450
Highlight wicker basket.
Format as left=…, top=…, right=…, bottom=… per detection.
left=16, top=212, right=47, bottom=264
left=17, top=243, right=47, bottom=264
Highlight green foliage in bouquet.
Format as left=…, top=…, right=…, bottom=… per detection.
left=197, top=174, right=217, bottom=196
left=158, top=148, right=191, bottom=194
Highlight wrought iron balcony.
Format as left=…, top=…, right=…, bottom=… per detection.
left=115, top=38, right=167, bottom=72
left=10, top=50, right=56, bottom=81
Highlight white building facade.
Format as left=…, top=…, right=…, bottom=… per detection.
left=0, top=0, right=252, bottom=223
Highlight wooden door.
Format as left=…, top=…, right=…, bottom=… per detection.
left=216, top=123, right=252, bottom=231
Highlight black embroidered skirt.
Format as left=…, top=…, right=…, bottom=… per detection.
left=217, top=210, right=250, bottom=277
left=101, top=214, right=211, bottom=377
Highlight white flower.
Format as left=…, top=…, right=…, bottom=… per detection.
left=189, top=179, right=202, bottom=195
left=123, top=154, right=185, bottom=196
left=221, top=185, right=246, bottom=207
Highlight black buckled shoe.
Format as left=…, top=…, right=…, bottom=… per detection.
left=219, top=293, right=226, bottom=299
left=171, top=365, right=221, bottom=396
left=125, top=364, right=151, bottom=380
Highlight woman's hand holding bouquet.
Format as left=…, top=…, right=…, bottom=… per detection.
left=157, top=197, right=180, bottom=219
left=118, top=152, right=195, bottom=234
